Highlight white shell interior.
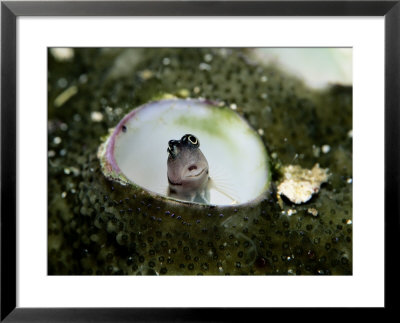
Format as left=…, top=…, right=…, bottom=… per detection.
left=113, top=99, right=269, bottom=206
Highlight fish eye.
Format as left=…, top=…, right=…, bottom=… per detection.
left=168, top=146, right=179, bottom=157
left=168, top=140, right=179, bottom=149
left=188, top=135, right=198, bottom=145
left=167, top=140, right=180, bottom=157
left=181, top=134, right=199, bottom=147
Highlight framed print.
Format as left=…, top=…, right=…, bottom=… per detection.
left=1, top=1, right=399, bottom=321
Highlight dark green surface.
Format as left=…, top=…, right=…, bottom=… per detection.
left=48, top=48, right=352, bottom=275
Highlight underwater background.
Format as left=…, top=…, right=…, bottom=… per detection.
left=48, top=48, right=352, bottom=275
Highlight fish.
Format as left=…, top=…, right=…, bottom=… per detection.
left=167, top=134, right=238, bottom=204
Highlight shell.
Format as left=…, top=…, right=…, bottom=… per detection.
left=98, top=98, right=270, bottom=206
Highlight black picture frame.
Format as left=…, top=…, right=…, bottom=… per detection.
left=1, top=1, right=398, bottom=321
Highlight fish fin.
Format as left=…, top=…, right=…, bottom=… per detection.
left=208, top=166, right=240, bottom=203
left=208, top=178, right=239, bottom=205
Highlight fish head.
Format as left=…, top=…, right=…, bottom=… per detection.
left=167, top=134, right=209, bottom=193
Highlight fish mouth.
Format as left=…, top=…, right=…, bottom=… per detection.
left=186, top=167, right=207, bottom=178
left=168, top=168, right=208, bottom=186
